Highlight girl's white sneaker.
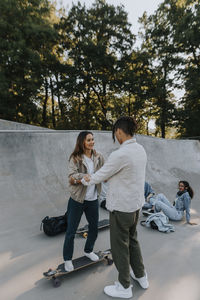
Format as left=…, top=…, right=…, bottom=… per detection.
left=84, top=252, right=99, bottom=261
left=64, top=260, right=74, bottom=272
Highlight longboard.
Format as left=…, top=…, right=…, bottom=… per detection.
left=76, top=218, right=110, bottom=238
left=43, top=250, right=113, bottom=287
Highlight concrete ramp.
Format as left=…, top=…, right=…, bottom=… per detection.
left=0, top=119, right=53, bottom=131
left=0, top=129, right=200, bottom=300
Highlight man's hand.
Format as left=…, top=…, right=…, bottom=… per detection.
left=81, top=175, right=91, bottom=186
left=84, top=174, right=91, bottom=182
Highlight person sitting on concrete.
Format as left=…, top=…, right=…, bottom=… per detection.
left=151, top=181, right=197, bottom=225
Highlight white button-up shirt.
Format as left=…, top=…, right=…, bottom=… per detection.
left=89, top=138, right=147, bottom=212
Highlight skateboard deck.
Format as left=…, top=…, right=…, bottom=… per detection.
left=76, top=218, right=110, bottom=238
left=43, top=250, right=113, bottom=287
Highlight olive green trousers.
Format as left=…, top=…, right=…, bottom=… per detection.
left=110, top=209, right=145, bottom=288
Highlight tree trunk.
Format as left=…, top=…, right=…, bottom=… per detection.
left=161, top=117, right=165, bottom=138
left=55, top=74, right=65, bottom=120
left=160, top=68, right=167, bottom=138
left=128, top=94, right=131, bottom=116
left=84, top=91, right=90, bottom=129
left=42, top=78, right=48, bottom=127
left=50, top=77, right=56, bottom=129
left=146, top=120, right=149, bottom=136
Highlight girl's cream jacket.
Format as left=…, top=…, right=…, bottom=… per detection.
left=68, top=151, right=104, bottom=203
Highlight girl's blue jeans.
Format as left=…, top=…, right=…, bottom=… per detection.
left=63, top=197, right=99, bottom=261
left=155, top=193, right=183, bottom=221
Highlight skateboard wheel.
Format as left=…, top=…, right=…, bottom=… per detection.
left=106, top=258, right=113, bottom=265
left=83, top=232, right=88, bottom=238
left=53, top=278, right=61, bottom=288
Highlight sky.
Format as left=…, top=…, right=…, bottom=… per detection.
left=57, top=0, right=164, bottom=35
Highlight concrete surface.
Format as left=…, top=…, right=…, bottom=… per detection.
left=0, top=119, right=53, bottom=130
left=0, top=127, right=200, bottom=300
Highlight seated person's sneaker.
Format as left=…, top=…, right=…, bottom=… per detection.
left=84, top=251, right=99, bottom=261
left=64, top=260, right=74, bottom=272
left=104, top=281, right=133, bottom=299
left=130, top=269, right=149, bottom=289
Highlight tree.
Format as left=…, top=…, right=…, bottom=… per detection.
left=0, top=0, right=58, bottom=124
left=58, top=0, right=134, bottom=130
left=139, top=6, right=180, bottom=138
left=166, top=0, right=200, bottom=137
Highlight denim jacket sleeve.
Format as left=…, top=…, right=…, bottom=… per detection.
left=183, top=192, right=191, bottom=223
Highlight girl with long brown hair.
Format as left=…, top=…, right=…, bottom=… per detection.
left=63, top=131, right=104, bottom=271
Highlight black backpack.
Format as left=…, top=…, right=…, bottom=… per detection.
left=41, top=213, right=68, bottom=236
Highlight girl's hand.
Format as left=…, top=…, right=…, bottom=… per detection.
left=69, top=176, right=81, bottom=185
left=69, top=176, right=76, bottom=185
left=84, top=174, right=91, bottom=182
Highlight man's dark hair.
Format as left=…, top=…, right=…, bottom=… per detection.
left=112, top=116, right=138, bottom=142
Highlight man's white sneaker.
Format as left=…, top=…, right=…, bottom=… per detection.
left=84, top=251, right=99, bottom=261
left=64, top=260, right=74, bottom=272
left=130, top=269, right=149, bottom=289
left=104, top=281, right=133, bottom=298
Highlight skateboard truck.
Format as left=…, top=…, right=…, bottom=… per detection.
left=76, top=219, right=110, bottom=238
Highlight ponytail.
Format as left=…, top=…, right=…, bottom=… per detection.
left=179, top=181, right=194, bottom=199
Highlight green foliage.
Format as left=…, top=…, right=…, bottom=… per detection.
left=164, top=0, right=200, bottom=137
left=57, top=0, right=136, bottom=130
left=1, top=0, right=199, bottom=138
left=0, top=0, right=58, bottom=123
left=139, top=3, right=179, bottom=138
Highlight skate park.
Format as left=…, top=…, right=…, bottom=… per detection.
left=0, top=119, right=200, bottom=300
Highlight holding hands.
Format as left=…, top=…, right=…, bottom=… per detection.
left=69, top=174, right=91, bottom=185
left=83, top=174, right=91, bottom=182
left=81, top=174, right=91, bottom=186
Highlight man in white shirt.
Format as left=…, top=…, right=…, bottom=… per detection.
left=82, top=116, right=149, bottom=299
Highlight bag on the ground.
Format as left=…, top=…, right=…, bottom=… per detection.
left=140, top=212, right=175, bottom=233
left=41, top=213, right=68, bottom=236
left=140, top=219, right=158, bottom=230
